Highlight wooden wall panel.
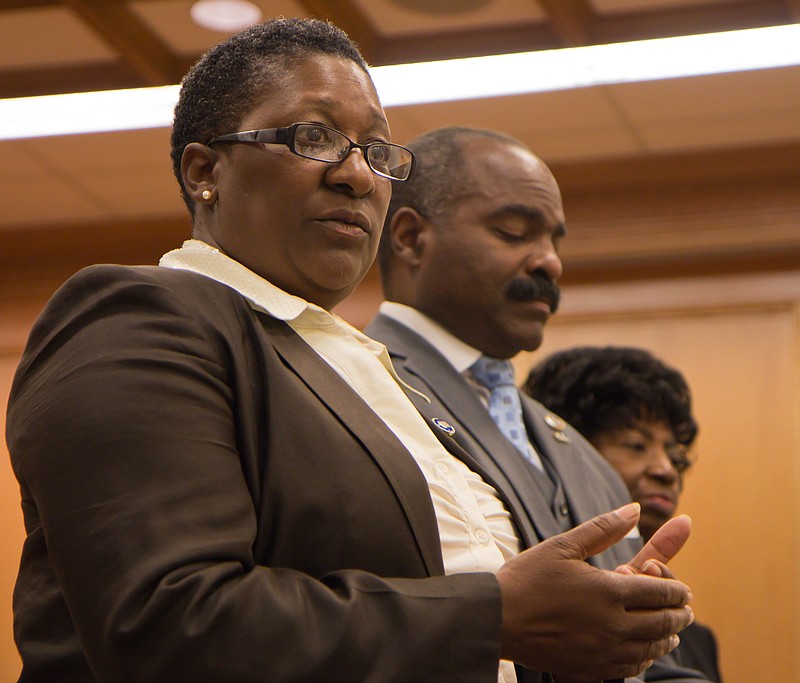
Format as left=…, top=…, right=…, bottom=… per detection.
left=514, top=274, right=800, bottom=683
left=1, top=351, right=25, bottom=681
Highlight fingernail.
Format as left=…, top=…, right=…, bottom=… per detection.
left=641, top=560, right=659, bottom=576
left=614, top=502, right=641, bottom=521
left=670, top=635, right=680, bottom=650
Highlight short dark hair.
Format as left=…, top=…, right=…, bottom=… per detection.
left=376, top=126, right=527, bottom=280
left=170, top=17, right=369, bottom=216
left=524, top=346, right=698, bottom=447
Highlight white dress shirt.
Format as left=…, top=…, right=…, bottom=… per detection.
left=160, top=240, right=519, bottom=683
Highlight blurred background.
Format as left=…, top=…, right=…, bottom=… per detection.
left=1, top=1, right=799, bottom=681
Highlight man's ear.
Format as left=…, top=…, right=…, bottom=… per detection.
left=181, top=142, right=218, bottom=203
left=389, top=206, right=430, bottom=268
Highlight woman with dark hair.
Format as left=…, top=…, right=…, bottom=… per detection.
left=525, top=346, right=723, bottom=682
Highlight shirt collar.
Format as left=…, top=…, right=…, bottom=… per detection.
left=159, top=240, right=417, bottom=386
left=159, top=239, right=321, bottom=321
left=378, top=301, right=482, bottom=373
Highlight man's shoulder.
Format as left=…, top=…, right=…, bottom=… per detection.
left=366, top=312, right=449, bottom=369
left=365, top=312, right=421, bottom=348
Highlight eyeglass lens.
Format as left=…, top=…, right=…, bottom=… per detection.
left=292, top=124, right=412, bottom=180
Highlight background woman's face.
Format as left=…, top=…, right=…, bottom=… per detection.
left=593, top=421, right=683, bottom=541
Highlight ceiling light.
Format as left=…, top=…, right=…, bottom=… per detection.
left=190, top=0, right=263, bottom=33
left=0, top=85, right=180, bottom=140
left=1, top=23, right=798, bottom=140
left=372, top=23, right=800, bottom=106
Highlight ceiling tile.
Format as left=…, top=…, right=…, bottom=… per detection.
left=352, top=0, right=544, bottom=36
left=3, top=175, right=107, bottom=228
left=382, top=107, right=424, bottom=147
left=608, top=67, right=800, bottom=122
left=385, top=87, right=644, bottom=160
left=19, top=129, right=174, bottom=174
left=590, top=0, right=744, bottom=13
left=0, top=140, right=55, bottom=176
left=0, top=6, right=115, bottom=69
left=131, top=0, right=310, bottom=56
left=639, top=109, right=800, bottom=153
left=387, top=87, right=623, bottom=140
left=522, top=125, right=642, bottom=162
left=79, top=166, right=185, bottom=219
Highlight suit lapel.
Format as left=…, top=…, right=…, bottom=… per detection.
left=367, top=315, right=561, bottom=546
left=523, top=397, right=642, bottom=568
left=525, top=398, right=599, bottom=525
left=264, top=317, right=445, bottom=576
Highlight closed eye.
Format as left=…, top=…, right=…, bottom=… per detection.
left=621, top=440, right=648, bottom=454
left=493, top=228, right=527, bottom=243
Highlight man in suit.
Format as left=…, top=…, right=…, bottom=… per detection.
left=366, top=126, right=709, bottom=681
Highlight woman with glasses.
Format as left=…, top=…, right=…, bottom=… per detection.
left=7, top=17, right=695, bottom=683
left=525, top=345, right=723, bottom=682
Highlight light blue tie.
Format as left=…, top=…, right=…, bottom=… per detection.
left=471, top=356, right=544, bottom=470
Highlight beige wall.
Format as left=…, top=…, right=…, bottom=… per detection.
left=515, top=272, right=800, bottom=683
left=2, top=294, right=52, bottom=680
left=2, top=357, right=27, bottom=680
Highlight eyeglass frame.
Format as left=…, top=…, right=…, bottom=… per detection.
left=207, top=122, right=416, bottom=181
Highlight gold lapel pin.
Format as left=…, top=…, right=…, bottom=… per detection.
left=553, top=431, right=570, bottom=444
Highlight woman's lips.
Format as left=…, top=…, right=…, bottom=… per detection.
left=639, top=493, right=676, bottom=516
left=317, top=210, right=371, bottom=235
left=319, top=219, right=367, bottom=237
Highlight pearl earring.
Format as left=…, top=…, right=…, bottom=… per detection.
left=202, top=190, right=212, bottom=201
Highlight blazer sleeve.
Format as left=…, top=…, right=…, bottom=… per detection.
left=7, top=265, right=502, bottom=683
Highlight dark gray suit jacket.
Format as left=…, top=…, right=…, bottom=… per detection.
left=365, top=312, right=711, bottom=683
left=7, top=266, right=502, bottom=683
left=365, top=313, right=640, bottom=565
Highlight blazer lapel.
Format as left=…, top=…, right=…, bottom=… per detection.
left=264, top=318, right=445, bottom=576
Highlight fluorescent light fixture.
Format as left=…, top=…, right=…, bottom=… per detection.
left=372, top=23, right=800, bottom=106
left=0, top=85, right=180, bottom=141
left=1, top=23, right=798, bottom=140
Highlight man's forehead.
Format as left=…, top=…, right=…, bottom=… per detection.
left=465, top=142, right=547, bottom=184
left=469, top=137, right=539, bottom=162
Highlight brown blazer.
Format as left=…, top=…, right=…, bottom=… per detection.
left=7, top=265, right=502, bottom=683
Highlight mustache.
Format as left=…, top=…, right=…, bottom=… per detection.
left=506, top=275, right=561, bottom=313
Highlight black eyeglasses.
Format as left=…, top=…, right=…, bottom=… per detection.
left=208, top=122, right=415, bottom=181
